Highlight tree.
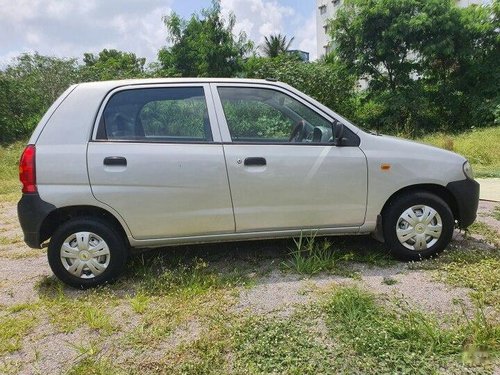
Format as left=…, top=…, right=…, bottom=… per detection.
left=0, top=53, right=79, bottom=143
left=261, top=34, right=294, bottom=58
left=244, top=55, right=357, bottom=118
left=80, top=49, right=146, bottom=81
left=157, top=0, right=253, bottom=77
left=330, top=0, right=499, bottom=135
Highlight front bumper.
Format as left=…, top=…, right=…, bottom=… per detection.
left=446, top=178, right=480, bottom=228
left=17, top=193, right=56, bottom=248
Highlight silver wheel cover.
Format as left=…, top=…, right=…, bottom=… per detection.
left=396, top=205, right=443, bottom=251
left=60, top=232, right=111, bottom=279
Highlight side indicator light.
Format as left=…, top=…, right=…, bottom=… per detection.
left=381, top=163, right=391, bottom=171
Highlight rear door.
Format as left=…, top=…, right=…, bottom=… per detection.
left=211, top=83, right=368, bottom=232
left=87, top=84, right=235, bottom=239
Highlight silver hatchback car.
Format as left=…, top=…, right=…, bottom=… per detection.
left=18, top=78, right=479, bottom=288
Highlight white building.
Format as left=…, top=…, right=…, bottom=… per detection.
left=316, top=0, right=490, bottom=58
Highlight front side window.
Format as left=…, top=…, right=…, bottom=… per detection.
left=99, top=87, right=212, bottom=142
left=218, top=87, right=333, bottom=144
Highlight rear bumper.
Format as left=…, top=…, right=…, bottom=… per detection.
left=17, top=193, right=56, bottom=248
left=446, top=178, right=480, bottom=228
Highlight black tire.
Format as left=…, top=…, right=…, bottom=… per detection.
left=383, top=192, right=454, bottom=261
left=48, top=217, right=128, bottom=288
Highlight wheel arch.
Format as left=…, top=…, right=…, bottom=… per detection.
left=39, top=205, right=130, bottom=247
left=381, top=184, right=459, bottom=223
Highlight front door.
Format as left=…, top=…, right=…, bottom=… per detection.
left=212, top=84, right=367, bottom=232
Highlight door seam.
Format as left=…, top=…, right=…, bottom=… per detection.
left=208, top=83, right=237, bottom=232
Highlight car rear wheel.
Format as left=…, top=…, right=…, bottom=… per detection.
left=48, top=217, right=128, bottom=288
left=383, top=192, right=454, bottom=261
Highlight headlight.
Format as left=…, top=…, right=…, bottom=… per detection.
left=463, top=161, right=474, bottom=179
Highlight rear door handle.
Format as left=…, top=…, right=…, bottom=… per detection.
left=104, top=156, right=127, bottom=166
left=244, top=157, right=266, bottom=166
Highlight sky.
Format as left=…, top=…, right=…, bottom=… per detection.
left=0, top=0, right=317, bottom=67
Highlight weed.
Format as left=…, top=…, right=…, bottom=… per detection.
left=468, top=221, right=500, bottom=246
left=0, top=248, right=43, bottom=260
left=36, top=277, right=116, bottom=333
left=129, top=292, right=150, bottom=314
left=0, top=360, right=22, bottom=375
left=0, top=141, right=24, bottom=202
left=382, top=276, right=398, bottom=285
left=0, top=313, right=37, bottom=354
left=127, top=254, right=247, bottom=298
left=231, top=316, right=332, bottom=374
left=410, top=247, right=500, bottom=306
left=67, top=341, right=118, bottom=375
left=459, top=301, right=500, bottom=360
left=493, top=205, right=500, bottom=221
left=322, top=286, right=498, bottom=373
left=282, top=233, right=393, bottom=276
left=7, top=302, right=37, bottom=313
left=282, top=233, right=351, bottom=275
left=44, top=297, right=114, bottom=334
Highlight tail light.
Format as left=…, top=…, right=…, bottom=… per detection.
left=19, top=145, right=37, bottom=193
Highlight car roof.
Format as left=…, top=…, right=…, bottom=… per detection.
left=76, top=77, right=285, bottom=90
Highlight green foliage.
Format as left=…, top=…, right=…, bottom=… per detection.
left=127, top=254, right=246, bottom=298
left=232, top=316, right=331, bottom=374
left=331, top=0, right=499, bottom=135
left=0, top=313, right=37, bottom=354
left=324, top=287, right=499, bottom=373
left=80, top=49, right=146, bottom=81
left=282, top=234, right=394, bottom=276
left=282, top=234, right=350, bottom=276
left=410, top=246, right=500, bottom=307
left=244, top=55, right=357, bottom=118
left=0, top=141, right=26, bottom=202
left=0, top=53, right=79, bottom=143
left=261, top=33, right=294, bottom=58
left=158, top=0, right=253, bottom=77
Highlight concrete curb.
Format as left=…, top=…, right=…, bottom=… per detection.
left=476, top=178, right=500, bottom=202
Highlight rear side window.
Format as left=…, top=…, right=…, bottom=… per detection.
left=97, top=87, right=213, bottom=142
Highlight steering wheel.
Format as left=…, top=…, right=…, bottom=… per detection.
left=289, top=120, right=306, bottom=143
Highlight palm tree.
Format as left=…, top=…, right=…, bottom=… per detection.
left=261, top=34, right=295, bottom=58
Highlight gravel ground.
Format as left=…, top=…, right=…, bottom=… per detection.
left=0, top=199, right=498, bottom=374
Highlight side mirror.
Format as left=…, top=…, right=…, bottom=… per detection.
left=332, top=120, right=345, bottom=146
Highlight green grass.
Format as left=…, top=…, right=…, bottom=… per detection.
left=230, top=315, right=332, bottom=374
left=66, top=341, right=118, bottom=375
left=129, top=286, right=499, bottom=374
left=35, top=277, right=116, bottom=334
left=493, top=205, right=500, bottom=221
left=419, top=127, right=500, bottom=177
left=282, top=234, right=350, bottom=276
left=0, top=141, right=25, bottom=202
left=125, top=254, right=248, bottom=298
left=0, top=313, right=37, bottom=354
left=468, top=221, right=500, bottom=247
left=323, top=287, right=499, bottom=373
left=410, top=247, right=500, bottom=307
left=282, top=234, right=394, bottom=276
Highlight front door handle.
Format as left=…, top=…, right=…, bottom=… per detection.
left=104, top=156, right=127, bottom=166
left=244, top=157, right=266, bottom=166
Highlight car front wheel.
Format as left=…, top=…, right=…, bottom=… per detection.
left=383, top=192, right=454, bottom=261
left=47, top=217, right=128, bottom=288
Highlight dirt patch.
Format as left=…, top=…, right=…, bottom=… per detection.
left=358, top=265, right=473, bottom=316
